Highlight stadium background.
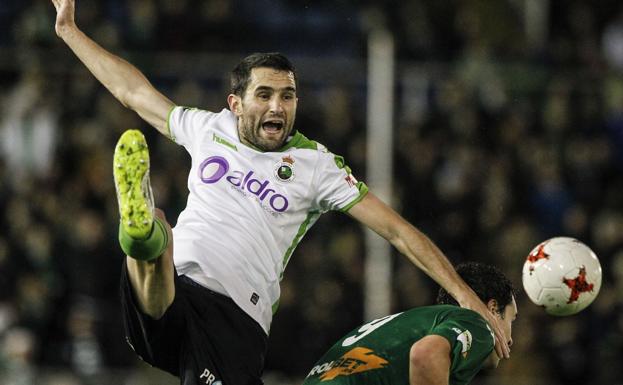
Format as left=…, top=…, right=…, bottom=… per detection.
left=1, top=0, right=623, bottom=384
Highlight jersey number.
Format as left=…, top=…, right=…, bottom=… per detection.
left=341, top=313, right=403, bottom=347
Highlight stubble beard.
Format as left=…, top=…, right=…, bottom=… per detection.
left=239, top=118, right=288, bottom=152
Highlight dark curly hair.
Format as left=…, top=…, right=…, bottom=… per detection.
left=437, top=262, right=516, bottom=317
left=230, top=52, right=297, bottom=97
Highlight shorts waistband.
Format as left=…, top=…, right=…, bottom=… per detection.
left=178, top=275, right=268, bottom=338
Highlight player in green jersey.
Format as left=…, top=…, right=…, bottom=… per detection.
left=304, top=262, right=517, bottom=385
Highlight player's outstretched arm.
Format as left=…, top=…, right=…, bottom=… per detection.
left=347, top=192, right=511, bottom=360
left=409, top=335, right=451, bottom=385
left=50, top=0, right=174, bottom=137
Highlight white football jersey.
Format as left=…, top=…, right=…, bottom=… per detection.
left=168, top=107, right=368, bottom=334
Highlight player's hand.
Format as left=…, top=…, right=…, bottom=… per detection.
left=50, top=0, right=76, bottom=37
left=460, top=295, right=511, bottom=359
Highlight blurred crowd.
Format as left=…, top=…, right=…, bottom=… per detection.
left=1, top=0, right=623, bottom=384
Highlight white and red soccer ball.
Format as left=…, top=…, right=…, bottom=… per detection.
left=522, top=237, right=602, bottom=316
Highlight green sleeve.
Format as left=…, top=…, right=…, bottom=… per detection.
left=429, top=310, right=495, bottom=385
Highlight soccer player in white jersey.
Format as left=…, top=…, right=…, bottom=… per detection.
left=50, top=0, right=511, bottom=384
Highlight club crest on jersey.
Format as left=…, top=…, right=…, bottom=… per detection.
left=274, top=155, right=296, bottom=182
left=452, top=328, right=473, bottom=358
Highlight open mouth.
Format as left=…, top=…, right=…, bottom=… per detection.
left=262, top=120, right=284, bottom=133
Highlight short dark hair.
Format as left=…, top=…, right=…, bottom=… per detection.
left=437, top=262, right=516, bottom=317
left=230, top=52, right=297, bottom=96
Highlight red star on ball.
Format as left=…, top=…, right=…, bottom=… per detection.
left=527, top=243, right=549, bottom=275
left=563, top=266, right=594, bottom=304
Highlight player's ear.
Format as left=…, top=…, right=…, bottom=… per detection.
left=486, top=299, right=499, bottom=315
left=228, top=94, right=242, bottom=116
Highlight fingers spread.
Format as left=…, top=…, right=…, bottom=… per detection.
left=495, top=329, right=510, bottom=358
left=494, top=342, right=503, bottom=359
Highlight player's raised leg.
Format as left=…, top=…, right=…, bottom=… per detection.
left=114, top=129, right=175, bottom=319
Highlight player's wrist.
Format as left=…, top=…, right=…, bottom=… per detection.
left=453, top=286, right=482, bottom=310
left=446, top=280, right=471, bottom=305
left=56, top=21, right=78, bottom=39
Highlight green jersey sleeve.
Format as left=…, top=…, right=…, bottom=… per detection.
left=312, top=149, right=368, bottom=213
left=429, top=309, right=495, bottom=385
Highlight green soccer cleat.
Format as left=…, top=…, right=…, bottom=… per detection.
left=113, top=129, right=154, bottom=240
